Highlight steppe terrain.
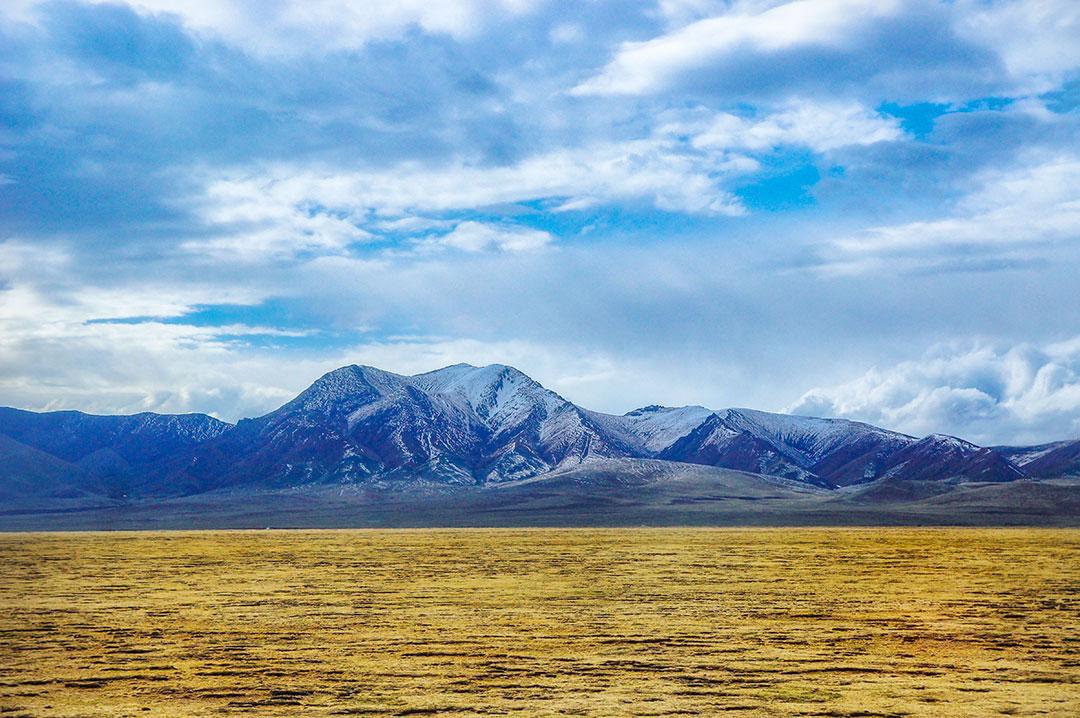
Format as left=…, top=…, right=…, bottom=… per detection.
left=1, top=528, right=1077, bottom=716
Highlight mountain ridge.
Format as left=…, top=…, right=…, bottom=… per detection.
left=2, top=363, right=1077, bottom=511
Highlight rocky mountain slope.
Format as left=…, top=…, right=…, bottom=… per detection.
left=2, top=363, right=1074, bottom=508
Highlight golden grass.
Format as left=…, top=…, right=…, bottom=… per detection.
left=0, top=528, right=1077, bottom=716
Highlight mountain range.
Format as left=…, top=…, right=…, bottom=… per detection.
left=2, top=363, right=1079, bottom=528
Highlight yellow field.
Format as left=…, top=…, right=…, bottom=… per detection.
left=0, top=529, right=1077, bottom=717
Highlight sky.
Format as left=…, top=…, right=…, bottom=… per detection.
left=1, top=0, right=1079, bottom=445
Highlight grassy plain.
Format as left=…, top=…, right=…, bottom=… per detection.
left=0, top=528, right=1077, bottom=716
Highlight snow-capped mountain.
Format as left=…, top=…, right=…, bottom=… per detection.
left=993, top=441, right=1072, bottom=468
left=651, top=412, right=817, bottom=484
left=874, top=434, right=1026, bottom=483
left=153, top=364, right=1038, bottom=490
left=412, top=364, right=635, bottom=480
left=1, top=363, right=1066, bottom=503
left=601, top=406, right=917, bottom=487
left=175, top=365, right=486, bottom=492
left=168, top=364, right=635, bottom=493
left=1019, top=440, right=1080, bottom=479
left=595, top=404, right=714, bottom=453
left=724, top=409, right=915, bottom=473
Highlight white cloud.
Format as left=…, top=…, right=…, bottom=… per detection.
left=0, top=279, right=724, bottom=421
left=188, top=136, right=755, bottom=259
left=824, top=155, right=1080, bottom=272
left=0, top=316, right=320, bottom=419
left=686, top=100, right=902, bottom=152
left=653, top=0, right=731, bottom=26
left=787, top=340, right=1080, bottom=445
left=182, top=200, right=371, bottom=262
left=0, top=276, right=292, bottom=418
left=576, top=0, right=1080, bottom=98
left=0, top=240, right=752, bottom=422
left=574, top=0, right=903, bottom=95
left=429, top=221, right=553, bottom=253
left=0, top=280, right=263, bottom=328
left=549, top=22, right=585, bottom=44
left=271, top=139, right=748, bottom=216
left=0, top=1, right=35, bottom=24
left=371, top=216, right=457, bottom=234
left=956, top=0, right=1080, bottom=93
left=0, top=240, right=69, bottom=276
left=12, top=0, right=545, bottom=55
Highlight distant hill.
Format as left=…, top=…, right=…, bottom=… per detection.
left=1, top=363, right=1077, bottom=527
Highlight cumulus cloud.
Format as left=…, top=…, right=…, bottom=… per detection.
left=184, top=136, right=757, bottom=260
left=182, top=187, right=372, bottom=261
left=0, top=250, right=294, bottom=418
left=955, top=0, right=1080, bottom=93
left=427, top=221, right=553, bottom=253
left=684, top=100, right=903, bottom=152
left=185, top=99, right=911, bottom=260
left=573, top=0, right=903, bottom=95
left=787, top=340, right=1080, bottom=445
left=825, top=153, right=1080, bottom=272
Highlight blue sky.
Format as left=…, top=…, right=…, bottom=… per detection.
left=1, top=0, right=1079, bottom=444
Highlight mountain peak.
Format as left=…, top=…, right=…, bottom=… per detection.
left=281, top=364, right=410, bottom=419
left=920, top=433, right=980, bottom=451
left=413, top=362, right=555, bottom=424
left=316, top=363, right=406, bottom=384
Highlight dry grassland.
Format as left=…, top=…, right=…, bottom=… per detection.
left=0, top=528, right=1077, bottom=716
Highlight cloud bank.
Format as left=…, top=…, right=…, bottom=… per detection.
left=789, top=340, right=1080, bottom=446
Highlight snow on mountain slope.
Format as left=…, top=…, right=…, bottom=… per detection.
left=199, top=365, right=487, bottom=488
left=285, top=364, right=409, bottom=421
left=1022, top=440, right=1080, bottom=478
left=595, top=405, right=715, bottom=453
left=993, top=441, right=1071, bottom=467
left=657, top=412, right=824, bottom=485
left=172, top=364, right=637, bottom=489
left=418, top=369, right=712, bottom=465
left=590, top=405, right=917, bottom=487
left=878, top=434, right=1026, bottom=483
left=724, top=408, right=916, bottom=466
left=414, top=364, right=563, bottom=434
left=411, top=363, right=637, bottom=480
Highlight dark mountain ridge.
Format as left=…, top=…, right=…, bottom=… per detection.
left=1, top=363, right=1076, bottom=511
